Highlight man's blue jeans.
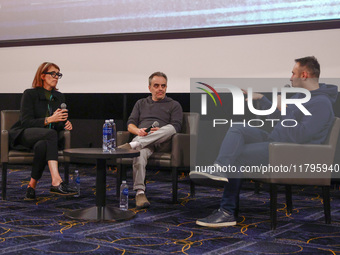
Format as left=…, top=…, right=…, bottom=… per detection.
left=214, top=125, right=271, bottom=216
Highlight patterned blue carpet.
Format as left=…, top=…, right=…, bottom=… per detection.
left=0, top=164, right=339, bottom=254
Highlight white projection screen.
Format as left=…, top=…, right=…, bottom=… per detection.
left=1, top=0, right=340, bottom=41
left=0, top=0, right=340, bottom=93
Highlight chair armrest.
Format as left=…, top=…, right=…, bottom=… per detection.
left=270, top=142, right=333, bottom=166
left=59, top=130, right=71, bottom=162
left=117, top=131, right=131, bottom=146
left=267, top=142, right=334, bottom=183
left=171, top=133, right=191, bottom=167
left=1, top=130, right=9, bottom=163
left=63, top=130, right=71, bottom=149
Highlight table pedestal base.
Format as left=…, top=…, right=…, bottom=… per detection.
left=65, top=206, right=135, bottom=221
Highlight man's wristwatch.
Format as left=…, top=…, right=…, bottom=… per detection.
left=44, top=117, right=49, bottom=125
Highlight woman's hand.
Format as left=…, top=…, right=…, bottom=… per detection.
left=50, top=108, right=68, bottom=123
left=64, top=120, right=73, bottom=130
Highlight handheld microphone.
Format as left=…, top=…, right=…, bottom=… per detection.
left=60, top=103, right=67, bottom=110
left=145, top=121, right=159, bottom=133
left=60, top=103, right=68, bottom=123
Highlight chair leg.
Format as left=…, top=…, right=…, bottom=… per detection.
left=254, top=181, right=261, bottom=194
left=2, top=163, right=7, bottom=200
left=63, top=162, right=70, bottom=184
left=172, top=167, right=178, bottom=203
left=285, top=185, right=293, bottom=214
left=190, top=179, right=195, bottom=198
left=322, top=186, right=331, bottom=224
left=270, top=184, right=278, bottom=230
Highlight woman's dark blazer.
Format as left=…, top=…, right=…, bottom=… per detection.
left=9, top=87, right=66, bottom=150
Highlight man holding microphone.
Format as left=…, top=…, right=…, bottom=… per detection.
left=119, top=72, right=183, bottom=209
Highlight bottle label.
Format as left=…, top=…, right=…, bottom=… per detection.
left=75, top=177, right=80, bottom=184
left=103, top=130, right=109, bottom=136
left=122, top=188, right=128, bottom=196
left=103, top=124, right=110, bottom=151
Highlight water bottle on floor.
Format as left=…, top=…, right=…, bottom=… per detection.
left=120, top=180, right=129, bottom=210
left=73, top=170, right=80, bottom=197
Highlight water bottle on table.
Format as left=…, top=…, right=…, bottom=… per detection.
left=103, top=120, right=112, bottom=152
left=120, top=180, right=129, bottom=211
left=109, top=119, right=117, bottom=152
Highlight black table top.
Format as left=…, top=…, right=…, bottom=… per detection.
left=64, top=148, right=140, bottom=159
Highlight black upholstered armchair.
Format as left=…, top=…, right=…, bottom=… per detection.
left=116, top=112, right=199, bottom=203
left=1, top=110, right=70, bottom=200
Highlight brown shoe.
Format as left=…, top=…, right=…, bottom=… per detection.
left=136, top=193, right=150, bottom=209
left=117, top=143, right=132, bottom=150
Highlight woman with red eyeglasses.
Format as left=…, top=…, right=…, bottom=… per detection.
left=9, top=62, right=76, bottom=200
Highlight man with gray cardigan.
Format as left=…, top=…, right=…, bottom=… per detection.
left=118, top=72, right=183, bottom=209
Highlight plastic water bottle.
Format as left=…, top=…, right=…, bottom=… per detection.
left=107, top=120, right=113, bottom=151
left=73, top=170, right=80, bottom=197
left=119, top=180, right=129, bottom=211
left=103, top=120, right=112, bottom=152
left=109, top=119, right=117, bottom=151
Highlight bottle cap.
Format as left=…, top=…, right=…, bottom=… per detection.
left=122, top=180, right=126, bottom=183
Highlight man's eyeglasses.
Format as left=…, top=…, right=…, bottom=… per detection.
left=43, top=71, right=63, bottom=79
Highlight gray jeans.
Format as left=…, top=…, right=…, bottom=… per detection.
left=132, top=124, right=176, bottom=191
